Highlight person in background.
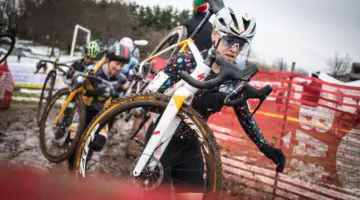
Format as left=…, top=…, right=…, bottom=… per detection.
left=85, top=42, right=131, bottom=150
left=300, top=71, right=322, bottom=107
left=183, top=0, right=212, bottom=51
left=67, top=41, right=101, bottom=79
left=66, top=42, right=131, bottom=168
left=119, top=37, right=139, bottom=81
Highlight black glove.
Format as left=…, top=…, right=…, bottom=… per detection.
left=72, top=62, right=85, bottom=72
left=36, top=61, right=47, bottom=71
left=260, top=143, right=286, bottom=172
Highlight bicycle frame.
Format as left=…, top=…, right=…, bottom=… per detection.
left=133, top=38, right=213, bottom=176
left=52, top=56, right=107, bottom=126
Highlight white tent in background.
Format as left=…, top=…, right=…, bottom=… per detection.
left=318, top=72, right=344, bottom=84
left=317, top=72, right=360, bottom=87
left=345, top=80, right=360, bottom=87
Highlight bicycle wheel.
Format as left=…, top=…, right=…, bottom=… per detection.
left=73, top=94, right=222, bottom=198
left=149, top=25, right=187, bottom=60
left=39, top=88, right=86, bottom=163
left=0, top=33, right=15, bottom=64
left=36, top=70, right=56, bottom=124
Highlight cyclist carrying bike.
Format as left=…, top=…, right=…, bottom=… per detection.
left=86, top=7, right=286, bottom=197
left=58, top=40, right=103, bottom=140
left=156, top=7, right=285, bottom=195
left=66, top=42, right=131, bottom=168
left=83, top=42, right=131, bottom=150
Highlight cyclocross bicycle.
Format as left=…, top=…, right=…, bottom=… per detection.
left=38, top=57, right=112, bottom=163
left=34, top=58, right=78, bottom=124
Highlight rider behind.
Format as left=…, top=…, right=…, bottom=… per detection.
left=119, top=37, right=139, bottom=81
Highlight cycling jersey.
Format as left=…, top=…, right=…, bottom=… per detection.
left=161, top=50, right=268, bottom=147
left=73, top=58, right=96, bottom=71
left=154, top=50, right=268, bottom=193
left=66, top=58, right=95, bottom=79
left=87, top=64, right=127, bottom=111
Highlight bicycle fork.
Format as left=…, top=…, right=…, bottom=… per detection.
left=132, top=87, right=192, bottom=177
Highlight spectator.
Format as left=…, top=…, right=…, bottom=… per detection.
left=183, top=0, right=212, bottom=51
left=301, top=72, right=322, bottom=107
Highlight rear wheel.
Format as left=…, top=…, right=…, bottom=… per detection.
left=39, top=88, right=86, bottom=163
left=149, top=26, right=187, bottom=62
left=73, top=94, right=222, bottom=198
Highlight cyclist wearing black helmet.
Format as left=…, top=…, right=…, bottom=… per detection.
left=87, top=41, right=130, bottom=122
left=77, top=42, right=131, bottom=151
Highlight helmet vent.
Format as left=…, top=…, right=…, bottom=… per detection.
left=242, top=17, right=250, bottom=30
left=250, top=23, right=256, bottom=34
left=230, top=12, right=239, bottom=30
left=218, top=18, right=227, bottom=27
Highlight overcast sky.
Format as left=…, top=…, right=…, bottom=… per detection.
left=126, top=0, right=360, bottom=73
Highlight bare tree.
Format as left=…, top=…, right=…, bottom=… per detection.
left=272, top=58, right=288, bottom=72
left=294, top=68, right=309, bottom=76
left=245, top=44, right=258, bottom=65
left=326, top=53, right=351, bottom=77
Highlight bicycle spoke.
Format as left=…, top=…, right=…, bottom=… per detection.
left=165, top=153, right=203, bottom=170
left=169, top=139, right=192, bottom=159
left=167, top=168, right=203, bottom=172
left=171, top=177, right=193, bottom=186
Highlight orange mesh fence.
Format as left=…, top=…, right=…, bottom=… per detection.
left=208, top=71, right=360, bottom=199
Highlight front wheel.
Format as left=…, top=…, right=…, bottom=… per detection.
left=73, top=94, right=222, bottom=198
left=39, top=88, right=86, bottom=163
left=37, top=70, right=56, bottom=124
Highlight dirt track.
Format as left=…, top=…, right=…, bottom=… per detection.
left=0, top=102, right=269, bottom=199
left=0, top=103, right=68, bottom=171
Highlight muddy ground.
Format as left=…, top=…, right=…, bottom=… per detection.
left=0, top=102, right=269, bottom=200
left=0, top=103, right=68, bottom=171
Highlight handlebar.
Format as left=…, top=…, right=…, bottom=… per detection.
left=180, top=50, right=272, bottom=115
left=39, top=59, right=72, bottom=68
left=74, top=72, right=117, bottom=97
left=224, top=84, right=272, bottom=106
left=179, top=52, right=258, bottom=90
left=34, top=59, right=73, bottom=74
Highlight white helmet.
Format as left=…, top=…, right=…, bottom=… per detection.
left=120, top=37, right=135, bottom=54
left=133, top=47, right=140, bottom=59
left=213, top=7, right=256, bottom=43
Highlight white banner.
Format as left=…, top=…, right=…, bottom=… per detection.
left=8, top=62, right=66, bottom=89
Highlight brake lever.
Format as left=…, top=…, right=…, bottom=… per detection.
left=34, top=67, right=41, bottom=74
left=250, top=85, right=272, bottom=116
left=251, top=98, right=265, bottom=116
